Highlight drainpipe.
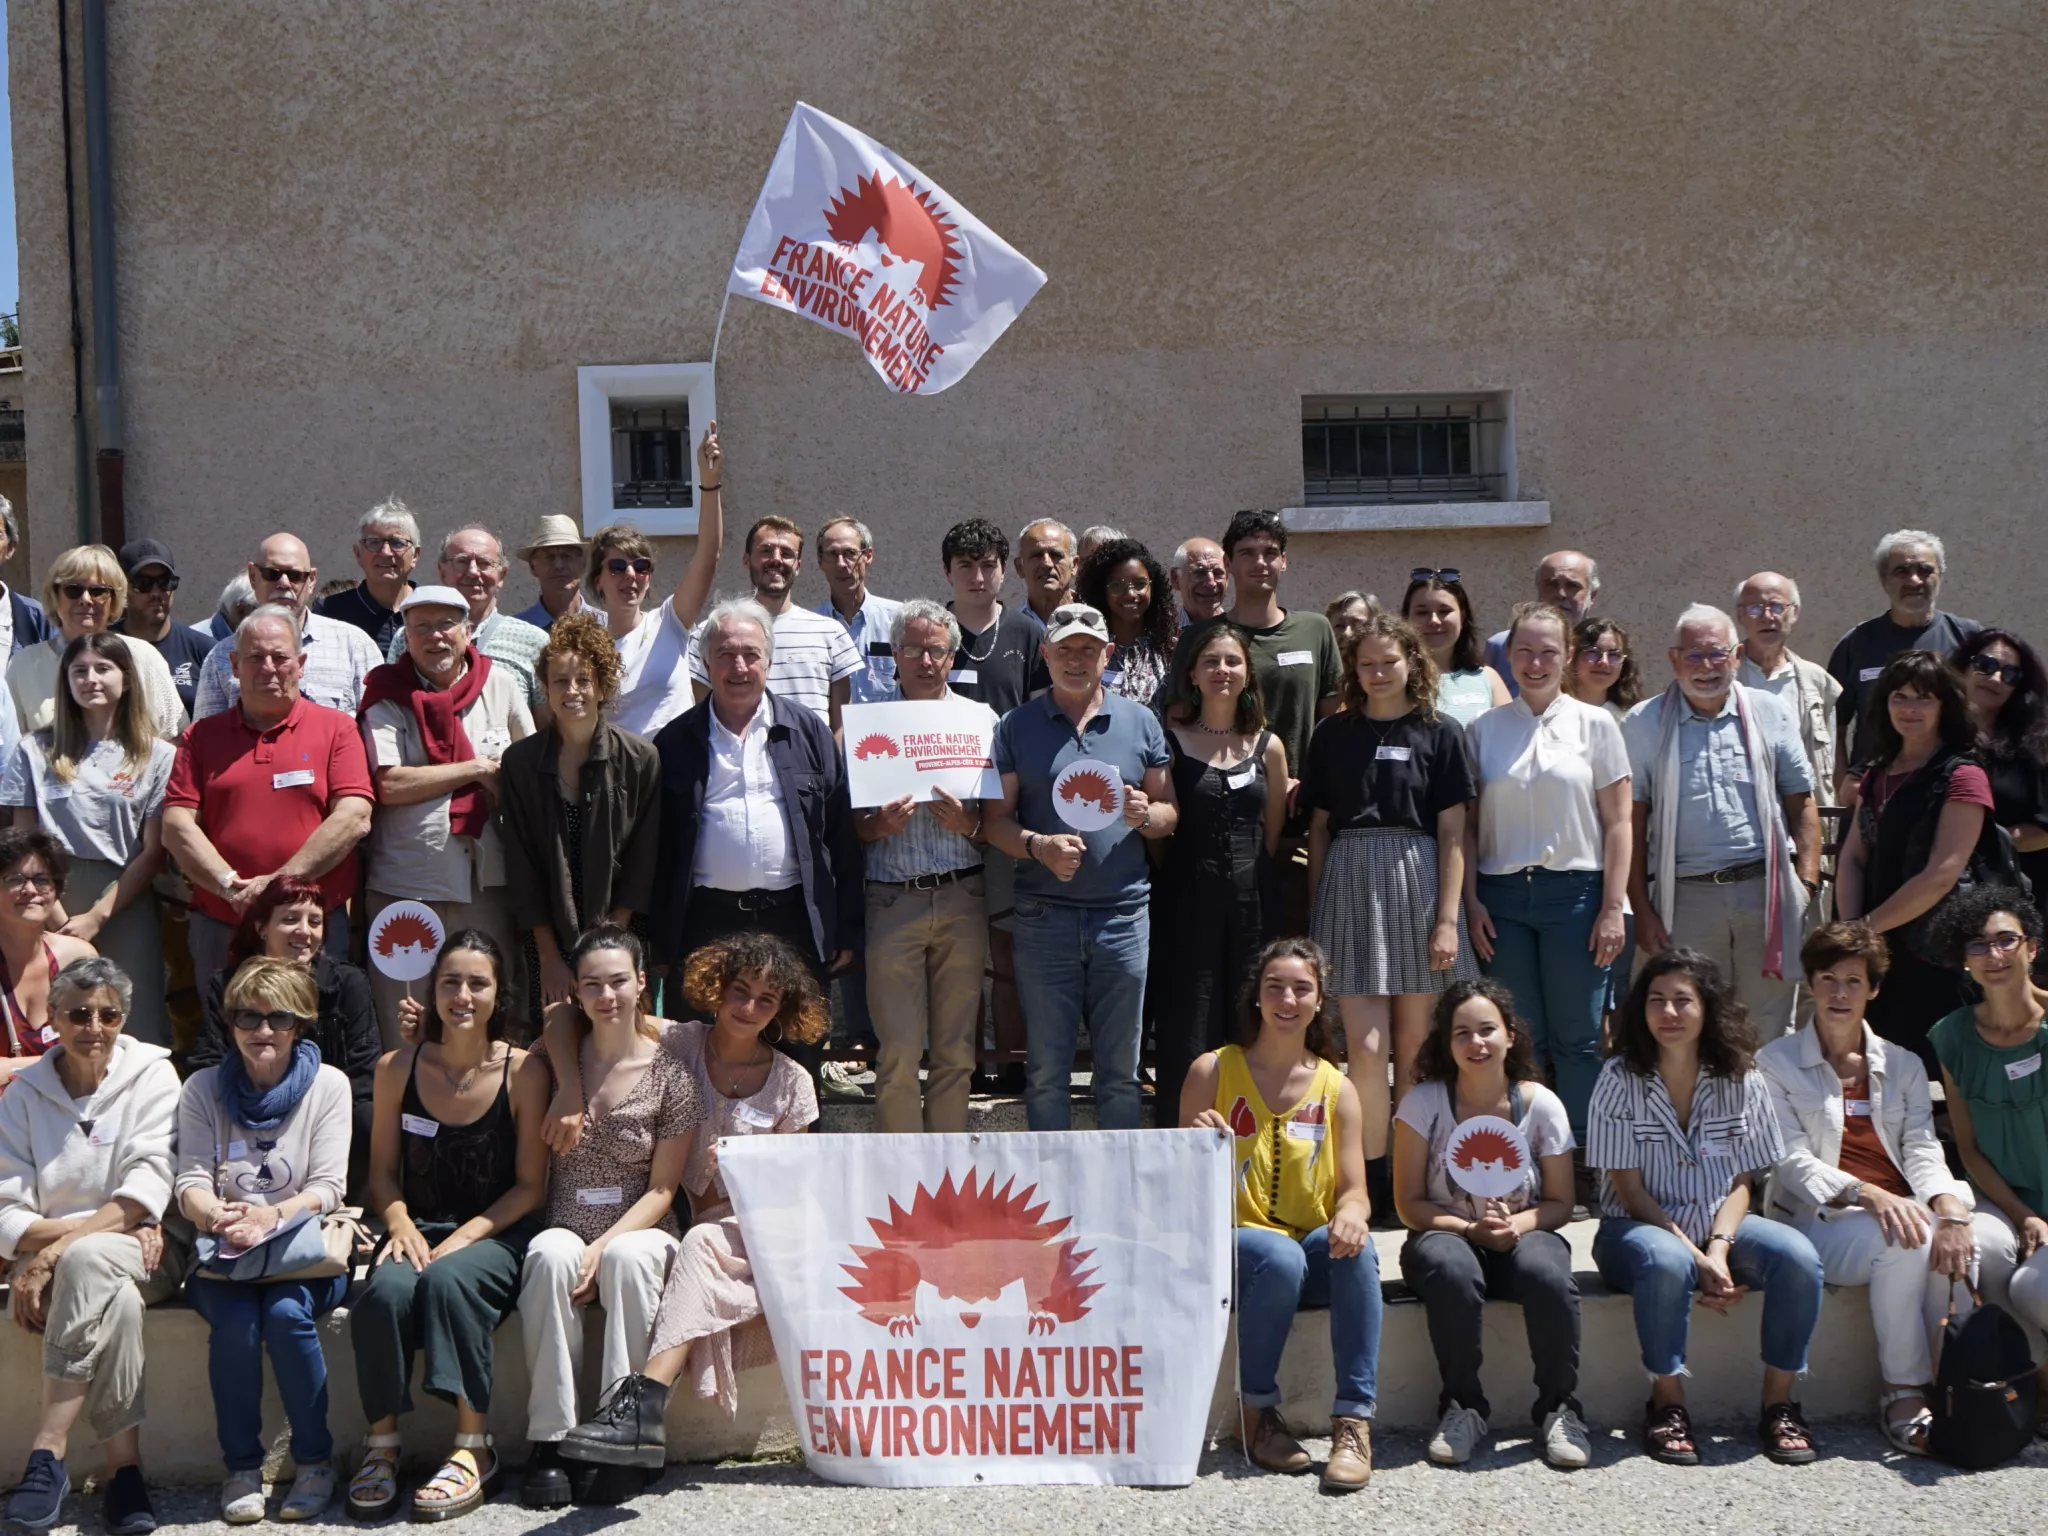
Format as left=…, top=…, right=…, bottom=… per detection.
left=81, top=0, right=124, bottom=549
left=57, top=0, right=91, bottom=543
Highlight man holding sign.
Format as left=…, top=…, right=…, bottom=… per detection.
left=852, top=602, right=994, bottom=1134
left=985, top=604, right=1178, bottom=1131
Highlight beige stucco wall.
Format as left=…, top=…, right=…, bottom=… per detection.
left=9, top=1, right=2048, bottom=656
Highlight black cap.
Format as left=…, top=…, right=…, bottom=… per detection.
left=116, top=538, right=178, bottom=578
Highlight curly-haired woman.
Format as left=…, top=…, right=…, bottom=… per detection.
left=1074, top=537, right=1177, bottom=706
left=551, top=931, right=824, bottom=1470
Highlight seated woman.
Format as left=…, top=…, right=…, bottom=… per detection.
left=1179, top=937, right=1378, bottom=1493
left=186, top=877, right=381, bottom=1194
left=1392, top=978, right=1585, bottom=1470
left=1927, top=886, right=2048, bottom=1416
left=1588, top=949, right=1825, bottom=1466
left=0, top=829, right=98, bottom=1088
left=550, top=931, right=823, bottom=1471
left=516, top=925, right=705, bottom=1509
left=348, top=932, right=549, bottom=1524
left=0, top=958, right=182, bottom=1536
left=1757, top=919, right=1990, bottom=1455
left=175, top=958, right=354, bottom=1521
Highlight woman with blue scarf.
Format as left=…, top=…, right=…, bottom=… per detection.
left=175, top=957, right=353, bottom=1523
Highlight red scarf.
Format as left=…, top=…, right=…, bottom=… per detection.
left=358, top=646, right=494, bottom=839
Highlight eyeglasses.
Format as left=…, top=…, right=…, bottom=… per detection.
left=3, top=872, right=56, bottom=893
left=1738, top=602, right=1791, bottom=620
left=359, top=535, right=415, bottom=553
left=58, top=583, right=115, bottom=602
left=1968, top=654, right=2026, bottom=688
left=605, top=557, right=655, bottom=577
left=230, top=1009, right=311, bottom=1033
left=128, top=572, right=179, bottom=594
left=1410, top=567, right=1461, bottom=584
left=1963, top=931, right=2027, bottom=958
left=443, top=553, right=499, bottom=572
left=1680, top=649, right=1736, bottom=668
left=1582, top=647, right=1627, bottom=664
left=64, top=1006, right=122, bottom=1025
left=1886, top=562, right=1938, bottom=581
left=896, top=645, right=952, bottom=662
left=407, top=614, right=464, bottom=636
left=255, top=565, right=314, bottom=585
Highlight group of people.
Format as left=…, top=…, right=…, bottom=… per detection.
left=0, top=425, right=2041, bottom=1517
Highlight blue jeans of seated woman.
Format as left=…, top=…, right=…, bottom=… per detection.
left=1475, top=869, right=1610, bottom=1140
left=1592, top=1215, right=1824, bottom=1378
left=1236, top=1224, right=1382, bottom=1420
left=186, top=1272, right=350, bottom=1472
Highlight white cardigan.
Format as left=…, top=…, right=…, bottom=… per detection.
left=1756, top=1021, right=1969, bottom=1222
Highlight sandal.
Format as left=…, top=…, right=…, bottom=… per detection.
left=347, top=1435, right=402, bottom=1522
left=1877, top=1389, right=1932, bottom=1457
left=1758, top=1400, right=1818, bottom=1465
left=1642, top=1400, right=1699, bottom=1466
left=410, top=1434, right=500, bottom=1523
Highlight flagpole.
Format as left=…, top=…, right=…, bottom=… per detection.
left=709, top=286, right=735, bottom=375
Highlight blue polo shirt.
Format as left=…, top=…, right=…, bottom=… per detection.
left=994, top=690, right=1170, bottom=910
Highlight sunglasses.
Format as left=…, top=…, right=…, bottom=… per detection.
left=1968, top=654, right=2026, bottom=688
left=128, top=572, right=179, bottom=594
left=64, top=1006, right=123, bottom=1025
left=230, top=1009, right=312, bottom=1033
left=58, top=583, right=115, bottom=602
left=605, top=557, right=655, bottom=577
left=1410, top=567, right=1461, bottom=584
left=256, top=565, right=315, bottom=585
left=1963, top=931, right=2027, bottom=958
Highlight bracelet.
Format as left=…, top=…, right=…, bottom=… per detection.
left=968, top=815, right=984, bottom=841
left=1024, top=832, right=1038, bottom=861
left=1937, top=1214, right=1974, bottom=1228
left=699, top=482, right=721, bottom=492
left=1706, top=1233, right=1733, bottom=1248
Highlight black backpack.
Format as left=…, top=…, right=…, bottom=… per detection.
left=1927, top=1283, right=2038, bottom=1468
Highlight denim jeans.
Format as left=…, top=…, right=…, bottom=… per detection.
left=1592, top=1215, right=1824, bottom=1378
left=1010, top=898, right=1148, bottom=1130
left=1235, top=1224, right=1382, bottom=1420
left=1476, top=869, right=1611, bottom=1138
left=187, top=1272, right=350, bottom=1473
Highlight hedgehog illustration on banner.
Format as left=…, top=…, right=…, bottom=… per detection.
left=1442, top=1114, right=1532, bottom=1200
left=368, top=900, right=446, bottom=987
left=1051, top=761, right=1124, bottom=832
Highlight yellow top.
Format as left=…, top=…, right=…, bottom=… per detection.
left=1214, top=1043, right=1344, bottom=1239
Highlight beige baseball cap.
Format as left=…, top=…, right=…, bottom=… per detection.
left=517, top=515, right=585, bottom=561
left=1044, top=602, right=1111, bottom=644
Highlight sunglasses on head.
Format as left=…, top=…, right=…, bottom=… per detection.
left=256, top=564, right=314, bottom=585
left=1410, top=567, right=1461, bottom=584
left=59, top=583, right=115, bottom=602
left=65, top=1006, right=122, bottom=1025
left=605, top=557, right=655, bottom=577
left=1968, top=654, right=2026, bottom=688
left=128, top=572, right=179, bottom=594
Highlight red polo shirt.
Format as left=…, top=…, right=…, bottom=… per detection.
left=165, top=696, right=376, bottom=924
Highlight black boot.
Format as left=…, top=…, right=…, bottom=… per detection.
left=521, top=1441, right=571, bottom=1510
left=558, top=1375, right=671, bottom=1470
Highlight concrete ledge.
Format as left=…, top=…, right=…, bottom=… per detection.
left=1281, top=501, right=1552, bottom=533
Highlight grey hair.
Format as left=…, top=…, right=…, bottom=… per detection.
left=1078, top=525, right=1126, bottom=550
left=1873, top=529, right=1946, bottom=576
left=217, top=572, right=256, bottom=626
left=52, top=955, right=133, bottom=1018
left=699, top=596, right=775, bottom=664
left=236, top=602, right=303, bottom=650
left=1672, top=603, right=1738, bottom=646
left=1537, top=549, right=1601, bottom=595
left=1732, top=573, right=1802, bottom=608
left=0, top=495, right=17, bottom=549
left=891, top=598, right=961, bottom=654
left=439, top=525, right=507, bottom=569
left=357, top=498, right=420, bottom=545
left=815, top=517, right=874, bottom=557
left=1017, top=518, right=1076, bottom=554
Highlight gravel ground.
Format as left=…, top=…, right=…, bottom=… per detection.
left=33, top=1422, right=2044, bottom=1536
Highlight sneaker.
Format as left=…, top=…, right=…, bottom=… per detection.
left=220, top=1472, right=266, bottom=1524
left=1426, top=1404, right=1488, bottom=1466
left=102, top=1467, right=157, bottom=1536
left=278, top=1465, right=335, bottom=1522
left=1541, top=1406, right=1592, bottom=1469
left=3, top=1450, right=69, bottom=1535
left=559, top=1374, right=672, bottom=1470
left=1322, top=1416, right=1372, bottom=1490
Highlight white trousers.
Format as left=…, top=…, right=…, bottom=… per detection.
left=518, top=1226, right=677, bottom=1442
left=1794, top=1207, right=2009, bottom=1385
left=1977, top=1206, right=2048, bottom=1365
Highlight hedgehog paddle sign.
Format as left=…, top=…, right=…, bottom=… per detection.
left=1050, top=762, right=1123, bottom=832
left=367, top=900, right=446, bottom=992
left=1443, top=1114, right=1533, bottom=1201
left=841, top=699, right=1001, bottom=808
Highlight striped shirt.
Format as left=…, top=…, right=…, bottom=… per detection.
left=862, top=687, right=992, bottom=884
left=686, top=605, right=861, bottom=724
left=1585, top=1057, right=1783, bottom=1245
left=193, top=611, right=384, bottom=720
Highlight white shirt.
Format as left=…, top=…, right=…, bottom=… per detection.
left=609, top=596, right=697, bottom=738
left=0, top=589, right=14, bottom=658
left=1467, top=692, right=1631, bottom=874
left=686, top=604, right=862, bottom=723
left=692, top=694, right=797, bottom=892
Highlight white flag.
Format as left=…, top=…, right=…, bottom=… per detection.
left=727, top=102, right=1047, bottom=395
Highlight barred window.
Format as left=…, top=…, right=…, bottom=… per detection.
left=610, top=402, right=691, bottom=510
left=1301, top=395, right=1508, bottom=506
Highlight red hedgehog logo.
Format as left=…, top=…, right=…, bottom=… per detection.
left=853, top=733, right=901, bottom=761
left=839, top=1170, right=1101, bottom=1338
left=1451, top=1126, right=1524, bottom=1173
left=1057, top=768, right=1119, bottom=812
left=823, top=171, right=964, bottom=312
left=1226, top=1096, right=1256, bottom=1139
left=372, top=912, right=439, bottom=958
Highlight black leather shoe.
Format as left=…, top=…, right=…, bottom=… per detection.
left=559, top=1375, right=671, bottom=1471
left=519, top=1443, right=571, bottom=1510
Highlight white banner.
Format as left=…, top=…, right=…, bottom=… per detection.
left=727, top=102, right=1047, bottom=394
left=842, top=699, right=1002, bottom=808
left=720, top=1129, right=1232, bottom=1487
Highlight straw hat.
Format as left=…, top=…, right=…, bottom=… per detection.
left=517, top=515, right=585, bottom=561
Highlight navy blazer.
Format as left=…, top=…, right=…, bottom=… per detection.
left=8, top=590, right=49, bottom=655
left=650, top=690, right=863, bottom=967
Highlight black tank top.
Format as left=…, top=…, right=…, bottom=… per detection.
left=399, top=1048, right=519, bottom=1225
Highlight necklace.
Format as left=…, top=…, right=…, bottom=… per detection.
left=956, top=610, right=1002, bottom=664
left=432, top=1044, right=490, bottom=1097
left=707, top=1037, right=771, bottom=1096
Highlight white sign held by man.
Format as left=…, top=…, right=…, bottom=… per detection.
left=720, top=1129, right=1232, bottom=1487
left=843, top=699, right=1002, bottom=808
left=728, top=101, right=1047, bottom=395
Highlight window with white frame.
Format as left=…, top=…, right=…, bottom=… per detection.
left=577, top=363, right=718, bottom=536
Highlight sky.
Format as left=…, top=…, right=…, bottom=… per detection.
left=0, top=10, right=17, bottom=320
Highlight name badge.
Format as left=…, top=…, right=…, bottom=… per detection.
left=401, top=1113, right=439, bottom=1138
left=1284, top=1120, right=1326, bottom=1143
left=1843, top=1099, right=1872, bottom=1117
left=227, top=1139, right=248, bottom=1160
left=731, top=1101, right=777, bottom=1130
left=474, top=730, right=510, bottom=758
left=576, top=1186, right=624, bottom=1207
left=42, top=782, right=70, bottom=802
left=88, top=1124, right=117, bottom=1147
left=1275, top=650, right=1315, bottom=668
left=38, top=1024, right=59, bottom=1045
left=948, top=668, right=978, bottom=685
left=1374, top=745, right=1413, bottom=762
left=2007, top=1053, right=2042, bottom=1083
left=1859, top=667, right=1885, bottom=682
left=1102, top=670, right=1123, bottom=684
left=1224, top=767, right=1255, bottom=790
left=272, top=769, right=316, bottom=789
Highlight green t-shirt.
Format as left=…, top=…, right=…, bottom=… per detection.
left=1168, top=609, right=1341, bottom=782
left=1928, top=1006, right=2048, bottom=1218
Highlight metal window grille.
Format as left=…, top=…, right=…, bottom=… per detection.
left=1301, top=396, right=1506, bottom=505
left=610, top=402, right=692, bottom=509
